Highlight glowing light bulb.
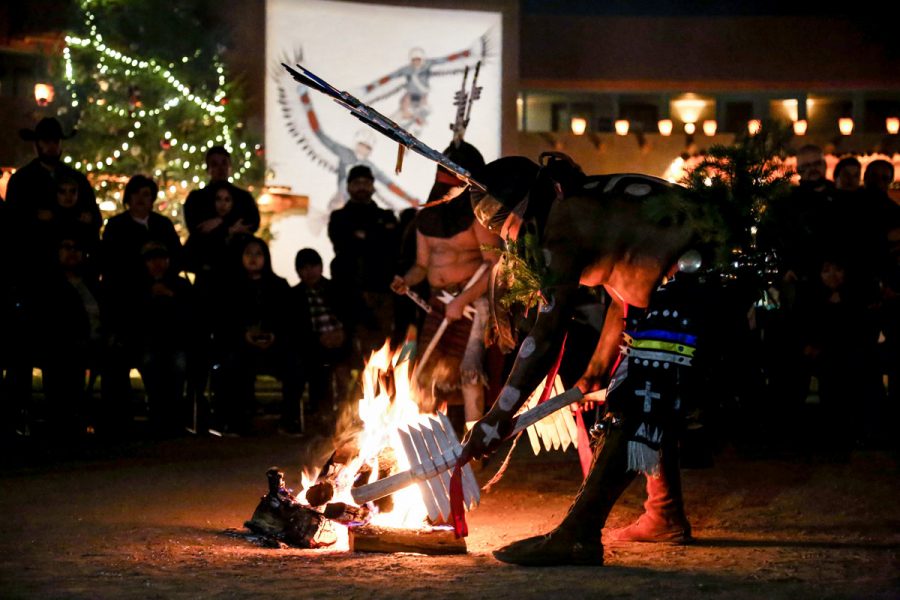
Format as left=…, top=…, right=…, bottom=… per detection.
left=886, top=117, right=899, bottom=135
left=570, top=117, right=587, bottom=135
left=34, top=83, right=54, bottom=106
left=838, top=118, right=854, bottom=135
left=658, top=119, right=673, bottom=136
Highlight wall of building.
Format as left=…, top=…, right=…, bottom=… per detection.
left=519, top=14, right=900, bottom=91
left=0, top=1, right=71, bottom=169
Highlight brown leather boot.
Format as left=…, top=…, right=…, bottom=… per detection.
left=492, top=428, right=636, bottom=566
left=606, top=440, right=692, bottom=544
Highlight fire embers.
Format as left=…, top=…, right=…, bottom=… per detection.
left=244, top=467, right=369, bottom=549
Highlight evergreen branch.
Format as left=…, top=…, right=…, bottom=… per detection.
left=484, top=235, right=548, bottom=311
left=679, top=120, right=795, bottom=264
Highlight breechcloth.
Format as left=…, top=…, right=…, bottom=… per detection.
left=415, top=291, right=488, bottom=410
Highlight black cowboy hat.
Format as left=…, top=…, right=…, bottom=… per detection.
left=19, top=117, right=75, bottom=142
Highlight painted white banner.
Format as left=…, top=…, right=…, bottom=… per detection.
left=265, top=0, right=502, bottom=283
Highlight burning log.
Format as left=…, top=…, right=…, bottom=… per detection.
left=323, top=502, right=369, bottom=524
left=332, top=440, right=359, bottom=466
left=349, top=524, right=467, bottom=555
left=374, top=447, right=398, bottom=513
left=304, top=481, right=334, bottom=507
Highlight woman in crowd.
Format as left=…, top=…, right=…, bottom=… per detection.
left=210, top=237, right=300, bottom=435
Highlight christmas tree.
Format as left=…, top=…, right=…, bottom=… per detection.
left=54, top=0, right=264, bottom=234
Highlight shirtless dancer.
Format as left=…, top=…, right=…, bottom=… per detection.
left=391, top=142, right=501, bottom=430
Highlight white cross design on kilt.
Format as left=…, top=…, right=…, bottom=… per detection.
left=635, top=380, right=660, bottom=413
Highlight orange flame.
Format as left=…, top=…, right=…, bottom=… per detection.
left=301, top=341, right=440, bottom=549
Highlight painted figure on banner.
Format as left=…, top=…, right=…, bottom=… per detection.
left=353, top=32, right=492, bottom=135
left=273, top=52, right=420, bottom=232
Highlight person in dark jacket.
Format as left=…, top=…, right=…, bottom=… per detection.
left=100, top=174, right=183, bottom=427
left=132, top=241, right=195, bottom=437
left=101, top=174, right=183, bottom=297
left=289, top=248, right=353, bottom=431
left=183, top=146, right=259, bottom=279
left=28, top=233, right=105, bottom=438
left=210, top=237, right=300, bottom=435
left=327, top=164, right=400, bottom=357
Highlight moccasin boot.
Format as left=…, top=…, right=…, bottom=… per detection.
left=492, top=530, right=604, bottom=566
left=492, top=427, right=636, bottom=566
left=606, top=441, right=692, bottom=544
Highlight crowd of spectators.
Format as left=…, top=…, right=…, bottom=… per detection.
left=755, top=144, right=899, bottom=456
left=0, top=118, right=366, bottom=440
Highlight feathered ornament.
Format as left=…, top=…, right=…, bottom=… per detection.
left=518, top=374, right=579, bottom=455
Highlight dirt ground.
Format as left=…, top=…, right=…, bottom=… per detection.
left=1, top=430, right=898, bottom=600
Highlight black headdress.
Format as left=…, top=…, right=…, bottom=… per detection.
left=471, top=152, right=585, bottom=238
left=416, top=141, right=486, bottom=239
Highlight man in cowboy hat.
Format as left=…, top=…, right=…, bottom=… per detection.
left=6, top=117, right=100, bottom=255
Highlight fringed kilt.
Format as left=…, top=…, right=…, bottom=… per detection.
left=414, top=297, right=475, bottom=412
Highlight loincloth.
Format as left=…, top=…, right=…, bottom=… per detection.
left=414, top=292, right=488, bottom=411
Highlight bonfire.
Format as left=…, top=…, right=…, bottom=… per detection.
left=244, top=343, right=477, bottom=554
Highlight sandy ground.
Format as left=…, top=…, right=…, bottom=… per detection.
left=1, top=430, right=898, bottom=600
